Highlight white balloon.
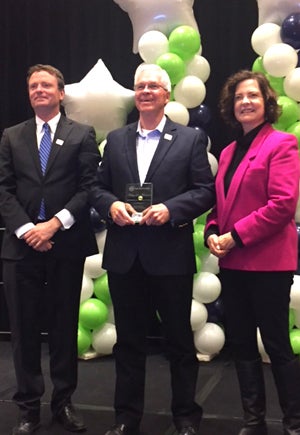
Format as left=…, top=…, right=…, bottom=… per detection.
left=80, top=274, right=94, bottom=303
left=95, top=230, right=107, bottom=254
left=257, top=0, right=300, bottom=26
left=207, top=151, right=218, bottom=176
left=84, top=253, right=105, bottom=279
left=138, top=30, right=169, bottom=63
left=263, top=43, right=298, bottom=77
left=193, top=271, right=221, bottom=304
left=63, top=59, right=135, bottom=143
left=174, top=75, right=206, bottom=109
left=251, top=23, right=282, bottom=56
left=291, top=275, right=300, bottom=310
left=284, top=68, right=300, bottom=102
left=199, top=252, right=220, bottom=275
left=107, top=305, right=115, bottom=324
left=190, top=299, right=208, bottom=331
left=164, top=101, right=190, bottom=125
left=257, top=328, right=270, bottom=363
left=185, top=55, right=211, bottom=83
left=99, top=139, right=107, bottom=157
left=194, top=322, right=225, bottom=355
left=206, top=136, right=212, bottom=152
left=114, top=0, right=199, bottom=53
left=92, top=323, right=117, bottom=355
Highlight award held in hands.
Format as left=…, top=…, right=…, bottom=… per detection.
left=125, top=183, right=153, bottom=223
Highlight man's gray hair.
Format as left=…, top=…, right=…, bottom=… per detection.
left=134, top=64, right=171, bottom=92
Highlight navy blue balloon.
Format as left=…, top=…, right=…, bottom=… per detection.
left=206, top=296, right=225, bottom=324
left=281, top=13, right=300, bottom=50
left=188, top=104, right=212, bottom=128
left=90, top=207, right=106, bottom=233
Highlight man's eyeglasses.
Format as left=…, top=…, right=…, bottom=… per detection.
left=134, top=83, right=166, bottom=92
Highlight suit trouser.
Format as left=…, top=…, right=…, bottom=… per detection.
left=219, top=268, right=295, bottom=364
left=108, top=257, right=202, bottom=431
left=3, top=253, right=85, bottom=415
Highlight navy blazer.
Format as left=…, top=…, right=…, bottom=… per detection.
left=91, top=118, right=215, bottom=275
left=0, top=115, right=100, bottom=260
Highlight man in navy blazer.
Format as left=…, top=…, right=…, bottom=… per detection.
left=0, top=64, right=100, bottom=434
left=91, top=64, right=215, bottom=435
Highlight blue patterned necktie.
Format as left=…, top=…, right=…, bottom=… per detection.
left=39, top=123, right=52, bottom=174
left=38, top=123, right=52, bottom=219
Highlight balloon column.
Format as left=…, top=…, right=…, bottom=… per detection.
left=252, top=1, right=300, bottom=360
left=138, top=25, right=212, bottom=131
left=191, top=212, right=226, bottom=359
left=77, top=228, right=117, bottom=359
left=251, top=7, right=300, bottom=144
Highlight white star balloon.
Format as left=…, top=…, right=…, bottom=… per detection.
left=257, top=0, right=300, bottom=26
left=114, top=0, right=199, bottom=53
left=63, top=59, right=135, bottom=142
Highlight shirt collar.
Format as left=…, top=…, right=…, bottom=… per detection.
left=36, top=112, right=61, bottom=134
left=137, top=115, right=167, bottom=137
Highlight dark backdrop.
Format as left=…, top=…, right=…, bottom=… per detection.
left=0, top=0, right=258, bottom=333
left=0, top=0, right=258, bottom=156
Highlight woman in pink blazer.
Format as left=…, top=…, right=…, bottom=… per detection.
left=205, top=70, right=300, bottom=435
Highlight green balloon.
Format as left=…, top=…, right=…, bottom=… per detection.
left=290, top=328, right=300, bottom=354
left=277, top=96, right=299, bottom=129
left=287, top=121, right=300, bottom=148
left=266, top=74, right=284, bottom=96
left=195, top=255, right=202, bottom=274
left=252, top=56, right=266, bottom=74
left=272, top=121, right=286, bottom=132
left=77, top=324, right=92, bottom=356
left=193, top=224, right=209, bottom=256
left=195, top=210, right=211, bottom=225
left=94, top=273, right=111, bottom=306
left=79, top=298, right=108, bottom=330
left=156, top=52, right=186, bottom=85
left=168, top=25, right=201, bottom=61
left=289, top=309, right=296, bottom=331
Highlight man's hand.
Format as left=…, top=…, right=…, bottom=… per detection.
left=110, top=201, right=136, bottom=226
left=139, top=204, right=170, bottom=226
left=23, top=217, right=62, bottom=250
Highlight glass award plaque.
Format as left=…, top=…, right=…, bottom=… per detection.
left=125, top=182, right=153, bottom=214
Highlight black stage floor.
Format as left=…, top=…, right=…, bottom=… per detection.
left=0, top=338, right=283, bottom=435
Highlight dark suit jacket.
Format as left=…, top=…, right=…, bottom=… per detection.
left=91, top=118, right=215, bottom=275
left=0, top=115, right=100, bottom=260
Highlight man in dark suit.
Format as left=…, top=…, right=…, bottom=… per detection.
left=0, top=64, right=100, bottom=434
left=91, top=64, right=215, bottom=435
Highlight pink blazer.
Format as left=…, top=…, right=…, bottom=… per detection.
left=206, top=124, right=300, bottom=271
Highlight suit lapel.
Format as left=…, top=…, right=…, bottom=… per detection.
left=124, top=123, right=140, bottom=182
left=23, top=118, right=43, bottom=176
left=146, top=119, right=177, bottom=181
left=45, top=115, right=71, bottom=174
